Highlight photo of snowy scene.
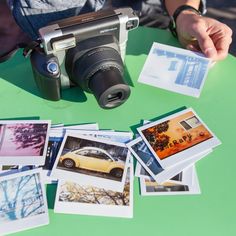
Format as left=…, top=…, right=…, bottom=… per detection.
left=0, top=172, right=45, bottom=223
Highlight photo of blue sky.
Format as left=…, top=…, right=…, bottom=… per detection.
left=131, top=140, right=163, bottom=175
left=152, top=48, right=209, bottom=89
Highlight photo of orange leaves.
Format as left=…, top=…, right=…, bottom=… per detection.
left=142, top=111, right=213, bottom=160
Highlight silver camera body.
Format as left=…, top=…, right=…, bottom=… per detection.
left=30, top=8, right=139, bottom=108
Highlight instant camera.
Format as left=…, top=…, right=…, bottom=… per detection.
left=29, top=8, right=139, bottom=109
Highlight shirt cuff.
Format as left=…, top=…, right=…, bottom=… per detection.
left=161, top=0, right=207, bottom=16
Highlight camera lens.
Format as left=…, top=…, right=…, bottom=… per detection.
left=88, top=66, right=130, bottom=108
left=66, top=45, right=130, bottom=109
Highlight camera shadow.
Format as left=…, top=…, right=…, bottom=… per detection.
left=126, top=26, right=179, bottom=56
left=123, top=64, right=134, bottom=87
left=0, top=50, right=87, bottom=103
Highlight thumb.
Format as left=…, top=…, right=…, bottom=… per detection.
left=191, top=27, right=217, bottom=58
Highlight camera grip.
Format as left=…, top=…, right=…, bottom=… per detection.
left=30, top=50, right=61, bottom=101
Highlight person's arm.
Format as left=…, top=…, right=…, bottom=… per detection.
left=165, top=0, right=200, bottom=16
left=164, top=0, right=233, bottom=61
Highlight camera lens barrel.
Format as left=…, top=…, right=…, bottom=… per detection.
left=67, top=46, right=130, bottom=109
left=89, top=67, right=130, bottom=109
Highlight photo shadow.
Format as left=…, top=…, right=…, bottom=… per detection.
left=46, top=184, right=57, bottom=209
left=0, top=116, right=40, bottom=120
left=129, top=106, right=187, bottom=134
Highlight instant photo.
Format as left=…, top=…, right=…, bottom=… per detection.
left=41, top=124, right=99, bottom=183
left=135, top=162, right=183, bottom=183
left=54, top=165, right=133, bottom=218
left=40, top=133, right=63, bottom=184
left=0, top=120, right=51, bottom=165
left=127, top=136, right=212, bottom=183
left=67, top=130, right=133, bottom=144
left=135, top=162, right=150, bottom=178
left=0, top=169, right=49, bottom=235
left=127, top=137, right=164, bottom=175
left=51, top=133, right=130, bottom=192
left=138, top=108, right=221, bottom=168
left=138, top=42, right=211, bottom=98
left=140, top=165, right=201, bottom=196
left=51, top=123, right=99, bottom=134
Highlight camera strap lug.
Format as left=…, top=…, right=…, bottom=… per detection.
left=23, top=40, right=41, bottom=58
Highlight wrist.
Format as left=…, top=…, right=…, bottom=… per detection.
left=176, top=10, right=201, bottom=28
left=169, top=5, right=201, bottom=38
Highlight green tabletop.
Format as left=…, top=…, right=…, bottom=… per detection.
left=0, top=26, right=236, bottom=236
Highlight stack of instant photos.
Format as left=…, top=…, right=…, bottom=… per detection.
left=0, top=107, right=221, bottom=234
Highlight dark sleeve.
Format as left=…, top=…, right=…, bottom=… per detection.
left=161, top=0, right=207, bottom=15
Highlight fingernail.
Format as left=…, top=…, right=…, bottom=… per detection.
left=204, top=48, right=216, bottom=58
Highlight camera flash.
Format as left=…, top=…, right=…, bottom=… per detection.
left=52, top=37, right=76, bottom=51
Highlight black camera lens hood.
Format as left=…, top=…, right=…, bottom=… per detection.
left=89, top=67, right=130, bottom=109
left=69, top=46, right=130, bottom=108
left=71, top=46, right=124, bottom=90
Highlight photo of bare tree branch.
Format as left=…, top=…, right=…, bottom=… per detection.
left=0, top=122, right=49, bottom=156
left=58, top=169, right=131, bottom=206
left=0, top=173, right=45, bottom=223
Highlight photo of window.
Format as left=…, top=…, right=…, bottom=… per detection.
left=180, top=116, right=201, bottom=130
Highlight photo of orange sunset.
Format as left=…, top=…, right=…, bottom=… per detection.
left=142, top=111, right=213, bottom=160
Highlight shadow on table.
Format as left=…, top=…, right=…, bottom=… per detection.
left=126, top=26, right=179, bottom=56
left=0, top=50, right=87, bottom=103
left=129, top=106, right=187, bottom=134
left=0, top=49, right=134, bottom=101
left=47, top=184, right=57, bottom=209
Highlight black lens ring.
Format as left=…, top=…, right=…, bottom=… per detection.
left=88, top=67, right=131, bottom=109
left=71, top=46, right=124, bottom=91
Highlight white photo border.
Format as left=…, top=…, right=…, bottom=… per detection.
left=0, top=120, right=51, bottom=165
left=54, top=164, right=133, bottom=218
left=51, top=132, right=131, bottom=192
left=0, top=168, right=49, bottom=235
left=137, top=108, right=221, bottom=169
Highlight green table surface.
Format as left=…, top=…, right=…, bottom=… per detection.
left=0, top=26, right=236, bottom=236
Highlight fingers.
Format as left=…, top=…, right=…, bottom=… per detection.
left=215, top=40, right=231, bottom=60
left=177, top=13, right=232, bottom=61
left=190, top=24, right=218, bottom=59
left=213, top=27, right=233, bottom=60
left=187, top=18, right=232, bottom=61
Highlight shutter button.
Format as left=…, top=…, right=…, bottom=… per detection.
left=47, top=61, right=59, bottom=75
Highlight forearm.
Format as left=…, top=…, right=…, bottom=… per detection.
left=164, top=0, right=200, bottom=16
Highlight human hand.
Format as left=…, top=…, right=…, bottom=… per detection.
left=176, top=11, right=233, bottom=61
